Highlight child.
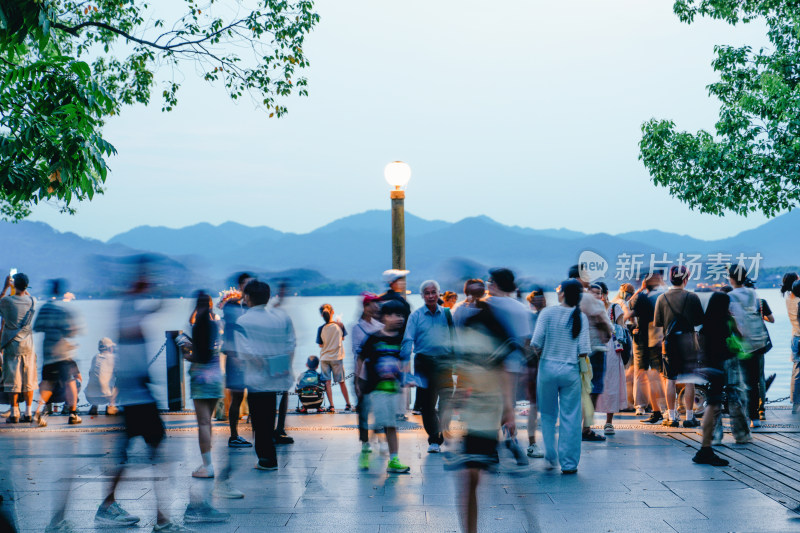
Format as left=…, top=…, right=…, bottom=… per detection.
left=357, top=300, right=410, bottom=473
left=296, top=356, right=326, bottom=413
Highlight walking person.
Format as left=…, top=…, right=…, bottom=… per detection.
left=95, top=271, right=187, bottom=531
left=524, top=287, right=546, bottom=458
left=783, top=273, right=800, bottom=414
left=593, top=282, right=629, bottom=435
left=0, top=273, right=37, bottom=424
left=694, top=292, right=748, bottom=466
left=451, top=280, right=519, bottom=533
left=727, top=265, right=772, bottom=427
left=380, top=269, right=413, bottom=419
left=401, top=280, right=454, bottom=453
left=220, top=272, right=253, bottom=448
left=628, top=269, right=668, bottom=423
left=352, top=293, right=384, bottom=462
left=233, top=280, right=296, bottom=471
left=654, top=266, right=705, bottom=428
left=358, top=299, right=412, bottom=473
left=532, top=279, right=590, bottom=474
left=31, top=279, right=83, bottom=427
left=317, top=304, right=352, bottom=412
left=184, top=292, right=233, bottom=522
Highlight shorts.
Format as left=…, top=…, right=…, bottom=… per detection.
left=370, top=391, right=399, bottom=428
left=589, top=350, right=606, bottom=394
left=634, top=344, right=662, bottom=373
left=462, top=433, right=499, bottom=470
left=42, top=360, right=79, bottom=386
left=123, top=402, right=165, bottom=448
left=320, top=360, right=345, bottom=383
left=225, top=353, right=246, bottom=391
left=2, top=339, right=36, bottom=393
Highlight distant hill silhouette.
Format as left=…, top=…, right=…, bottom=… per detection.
left=3, top=210, right=798, bottom=296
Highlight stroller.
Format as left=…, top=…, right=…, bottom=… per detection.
left=295, top=368, right=325, bottom=413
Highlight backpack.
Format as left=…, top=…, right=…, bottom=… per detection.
left=610, top=304, right=632, bottom=366
left=662, top=293, right=698, bottom=361
left=729, top=289, right=771, bottom=355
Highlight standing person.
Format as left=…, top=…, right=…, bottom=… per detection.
left=653, top=266, right=705, bottom=428
left=524, top=287, right=546, bottom=458
left=567, top=266, right=613, bottom=441
left=0, top=273, right=36, bottom=424
left=532, top=279, right=590, bottom=474
left=401, top=280, right=454, bottom=453
left=358, top=299, right=412, bottom=473
left=184, top=292, right=232, bottom=523
left=727, top=266, right=772, bottom=427
left=613, top=283, right=641, bottom=410
left=31, top=279, right=84, bottom=427
left=220, top=272, right=253, bottom=448
left=95, top=272, right=187, bottom=531
left=352, top=293, right=384, bottom=462
left=592, top=282, right=628, bottom=435
left=271, top=281, right=294, bottom=445
left=628, top=270, right=668, bottom=423
left=694, top=292, right=748, bottom=466
left=783, top=273, right=800, bottom=414
left=317, top=304, right=352, bottom=412
left=86, top=338, right=119, bottom=415
left=233, top=280, right=296, bottom=471
left=451, top=280, right=519, bottom=533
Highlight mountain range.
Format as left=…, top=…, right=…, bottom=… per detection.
left=2, top=209, right=798, bottom=296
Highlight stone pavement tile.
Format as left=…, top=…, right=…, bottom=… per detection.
left=662, top=479, right=749, bottom=492
left=548, top=489, right=682, bottom=505
left=293, top=497, right=385, bottom=512
left=286, top=510, right=427, bottom=526
left=425, top=509, right=535, bottom=532
left=640, top=466, right=738, bottom=482
left=665, top=517, right=800, bottom=533
left=557, top=517, right=678, bottom=533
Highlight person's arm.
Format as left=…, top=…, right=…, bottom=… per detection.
left=500, top=368, right=516, bottom=434
left=399, top=311, right=416, bottom=362
left=761, top=299, right=775, bottom=323
left=579, top=314, right=591, bottom=356
left=531, top=309, right=546, bottom=353
left=613, top=304, right=625, bottom=326
left=653, top=296, right=664, bottom=329
left=316, top=326, right=324, bottom=347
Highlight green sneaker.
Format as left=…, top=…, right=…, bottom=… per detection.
left=387, top=457, right=410, bottom=473
left=359, top=451, right=370, bottom=471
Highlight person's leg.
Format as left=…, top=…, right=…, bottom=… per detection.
left=683, top=383, right=695, bottom=419
left=223, top=389, right=232, bottom=420
left=251, top=392, right=277, bottom=464
left=646, top=369, right=665, bottom=412
left=461, top=468, right=480, bottom=533
left=741, top=355, right=760, bottom=420
left=701, top=404, right=717, bottom=447
left=229, top=391, right=244, bottom=438
left=793, top=359, right=800, bottom=413
left=606, top=412, right=614, bottom=424
left=357, top=389, right=371, bottom=444
left=35, top=382, right=54, bottom=416
left=527, top=365, right=538, bottom=446
left=418, top=356, right=442, bottom=446
left=385, top=426, right=398, bottom=455
left=537, top=361, right=558, bottom=465
left=275, top=391, right=288, bottom=435
left=193, top=399, right=215, bottom=467
left=665, top=379, right=677, bottom=417
left=559, top=365, right=583, bottom=472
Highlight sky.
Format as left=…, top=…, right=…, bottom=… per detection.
left=29, top=0, right=774, bottom=242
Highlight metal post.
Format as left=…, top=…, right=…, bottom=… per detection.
left=391, top=189, right=405, bottom=270
left=165, top=331, right=185, bottom=411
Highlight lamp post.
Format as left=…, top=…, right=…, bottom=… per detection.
left=384, top=161, right=411, bottom=270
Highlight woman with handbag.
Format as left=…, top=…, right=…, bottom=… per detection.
left=592, top=282, right=629, bottom=435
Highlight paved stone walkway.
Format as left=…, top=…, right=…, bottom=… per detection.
left=1, top=408, right=799, bottom=532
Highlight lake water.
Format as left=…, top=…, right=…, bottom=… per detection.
left=16, top=290, right=796, bottom=409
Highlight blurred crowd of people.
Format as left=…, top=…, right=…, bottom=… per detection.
left=0, top=258, right=796, bottom=533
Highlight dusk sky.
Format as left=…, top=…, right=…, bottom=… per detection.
left=29, top=0, right=772, bottom=241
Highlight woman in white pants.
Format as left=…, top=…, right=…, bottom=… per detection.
left=532, top=279, right=590, bottom=474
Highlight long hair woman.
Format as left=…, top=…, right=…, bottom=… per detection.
left=782, top=273, right=800, bottom=413
left=531, top=279, right=590, bottom=474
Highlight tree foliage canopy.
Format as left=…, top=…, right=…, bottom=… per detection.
left=639, top=0, right=800, bottom=217
left=0, top=0, right=319, bottom=219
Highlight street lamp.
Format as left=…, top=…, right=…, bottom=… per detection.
left=384, top=161, right=411, bottom=270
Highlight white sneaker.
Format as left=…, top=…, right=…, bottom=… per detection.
left=604, top=423, right=615, bottom=435
left=634, top=407, right=646, bottom=416
left=427, top=443, right=441, bottom=453
left=526, top=444, right=544, bottom=458
left=192, top=465, right=214, bottom=478
left=213, top=482, right=245, bottom=499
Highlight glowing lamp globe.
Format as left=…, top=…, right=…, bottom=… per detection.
left=384, top=161, right=411, bottom=190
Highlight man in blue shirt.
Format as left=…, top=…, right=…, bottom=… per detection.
left=401, top=280, right=454, bottom=453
